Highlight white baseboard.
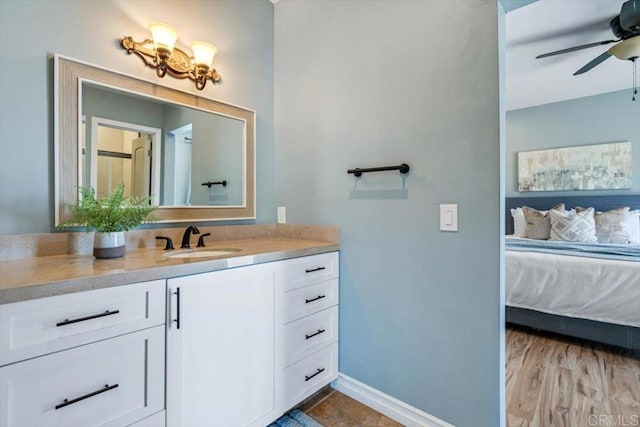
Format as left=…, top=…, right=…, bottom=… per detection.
left=331, top=373, right=455, bottom=427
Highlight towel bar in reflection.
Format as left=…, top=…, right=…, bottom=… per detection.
left=347, top=163, right=410, bottom=177
left=201, top=180, right=227, bottom=188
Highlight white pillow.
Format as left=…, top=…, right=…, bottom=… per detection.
left=577, top=206, right=631, bottom=244
left=510, top=207, right=526, bottom=237
left=628, top=209, right=640, bottom=244
left=594, top=208, right=630, bottom=244
left=549, top=208, right=597, bottom=243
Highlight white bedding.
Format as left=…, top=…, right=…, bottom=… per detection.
left=506, top=250, right=640, bottom=327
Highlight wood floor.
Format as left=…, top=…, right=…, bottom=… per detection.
left=293, top=328, right=639, bottom=427
left=506, top=326, right=640, bottom=427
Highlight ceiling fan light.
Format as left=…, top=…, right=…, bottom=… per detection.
left=609, top=36, right=640, bottom=60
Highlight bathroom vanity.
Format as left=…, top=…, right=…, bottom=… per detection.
left=0, top=55, right=340, bottom=426
left=0, top=227, right=339, bottom=427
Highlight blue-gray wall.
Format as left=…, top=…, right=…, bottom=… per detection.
left=274, top=1, right=503, bottom=426
left=0, top=0, right=274, bottom=234
left=162, top=104, right=244, bottom=206
left=506, top=89, right=640, bottom=197
left=1, top=1, right=506, bottom=425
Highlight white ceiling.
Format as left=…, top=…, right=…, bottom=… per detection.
left=506, top=0, right=636, bottom=111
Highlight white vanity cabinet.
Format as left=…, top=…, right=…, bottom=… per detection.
left=0, top=249, right=338, bottom=427
left=166, top=263, right=279, bottom=427
left=0, top=280, right=166, bottom=427
left=276, top=252, right=340, bottom=410
left=165, top=251, right=339, bottom=427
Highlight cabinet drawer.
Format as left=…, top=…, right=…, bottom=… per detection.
left=128, top=410, right=165, bottom=427
left=284, top=343, right=338, bottom=409
left=284, top=306, right=338, bottom=367
left=279, top=252, right=339, bottom=291
left=0, top=280, right=165, bottom=365
left=0, top=326, right=165, bottom=427
left=282, top=279, right=338, bottom=323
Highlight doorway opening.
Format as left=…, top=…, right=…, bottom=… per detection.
left=85, top=117, right=161, bottom=205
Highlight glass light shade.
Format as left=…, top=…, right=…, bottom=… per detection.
left=609, top=36, right=640, bottom=60
left=191, top=41, right=218, bottom=68
left=149, top=22, right=178, bottom=52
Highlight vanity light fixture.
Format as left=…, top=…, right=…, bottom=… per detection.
left=148, top=22, right=177, bottom=78
left=121, top=22, right=221, bottom=90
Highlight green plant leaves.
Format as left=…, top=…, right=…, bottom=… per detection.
left=58, top=183, right=157, bottom=232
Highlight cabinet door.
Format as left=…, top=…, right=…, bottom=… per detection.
left=0, top=326, right=164, bottom=427
left=166, top=264, right=277, bottom=427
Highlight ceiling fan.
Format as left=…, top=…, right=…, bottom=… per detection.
left=536, top=0, right=640, bottom=75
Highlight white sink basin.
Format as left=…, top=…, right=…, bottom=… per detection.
left=165, top=248, right=242, bottom=259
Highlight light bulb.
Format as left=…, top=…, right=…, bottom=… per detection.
left=191, top=41, right=218, bottom=68
left=149, top=22, right=178, bottom=53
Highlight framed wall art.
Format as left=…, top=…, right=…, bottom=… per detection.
left=517, top=141, right=632, bottom=192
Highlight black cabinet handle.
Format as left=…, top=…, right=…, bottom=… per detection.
left=174, top=288, right=181, bottom=330
left=55, top=383, right=119, bottom=410
left=56, top=310, right=120, bottom=327
left=304, top=368, right=325, bottom=382
left=305, top=267, right=326, bottom=273
left=305, top=329, right=326, bottom=340
left=305, top=295, right=326, bottom=304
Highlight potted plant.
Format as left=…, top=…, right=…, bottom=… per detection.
left=58, top=183, right=157, bottom=259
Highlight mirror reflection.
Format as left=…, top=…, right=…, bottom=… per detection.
left=81, top=82, right=245, bottom=207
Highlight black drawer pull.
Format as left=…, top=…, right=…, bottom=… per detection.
left=305, top=267, right=326, bottom=273
left=305, top=329, right=326, bottom=340
left=55, top=383, right=119, bottom=410
left=304, top=368, right=325, bottom=382
left=56, top=310, right=120, bottom=327
left=174, top=288, right=181, bottom=330
left=305, top=295, right=326, bottom=304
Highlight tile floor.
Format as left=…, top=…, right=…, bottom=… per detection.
left=296, top=387, right=402, bottom=426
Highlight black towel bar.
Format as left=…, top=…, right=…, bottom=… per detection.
left=347, top=163, right=410, bottom=177
left=201, top=180, right=227, bottom=188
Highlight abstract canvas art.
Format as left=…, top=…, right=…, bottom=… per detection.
left=518, top=141, right=632, bottom=192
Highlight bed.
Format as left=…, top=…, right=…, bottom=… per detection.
left=505, top=195, right=640, bottom=352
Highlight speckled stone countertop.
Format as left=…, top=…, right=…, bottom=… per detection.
left=0, top=225, right=339, bottom=304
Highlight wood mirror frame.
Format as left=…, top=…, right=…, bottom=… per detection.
left=54, top=55, right=255, bottom=225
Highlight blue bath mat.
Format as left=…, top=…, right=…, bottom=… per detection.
left=268, top=409, right=323, bottom=427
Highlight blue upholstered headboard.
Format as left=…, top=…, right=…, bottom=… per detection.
left=505, top=195, right=640, bottom=235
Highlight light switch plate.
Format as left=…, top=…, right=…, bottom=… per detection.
left=440, top=204, right=458, bottom=232
left=277, top=206, right=286, bottom=224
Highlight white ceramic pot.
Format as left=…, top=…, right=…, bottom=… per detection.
left=93, top=231, right=126, bottom=259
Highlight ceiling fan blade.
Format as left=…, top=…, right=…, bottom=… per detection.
left=573, top=51, right=612, bottom=75
left=536, top=39, right=618, bottom=59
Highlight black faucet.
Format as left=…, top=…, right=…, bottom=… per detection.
left=156, top=236, right=174, bottom=250
left=197, top=233, right=211, bottom=247
left=181, top=225, right=200, bottom=249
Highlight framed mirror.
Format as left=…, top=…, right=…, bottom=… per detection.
left=54, top=55, right=256, bottom=225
